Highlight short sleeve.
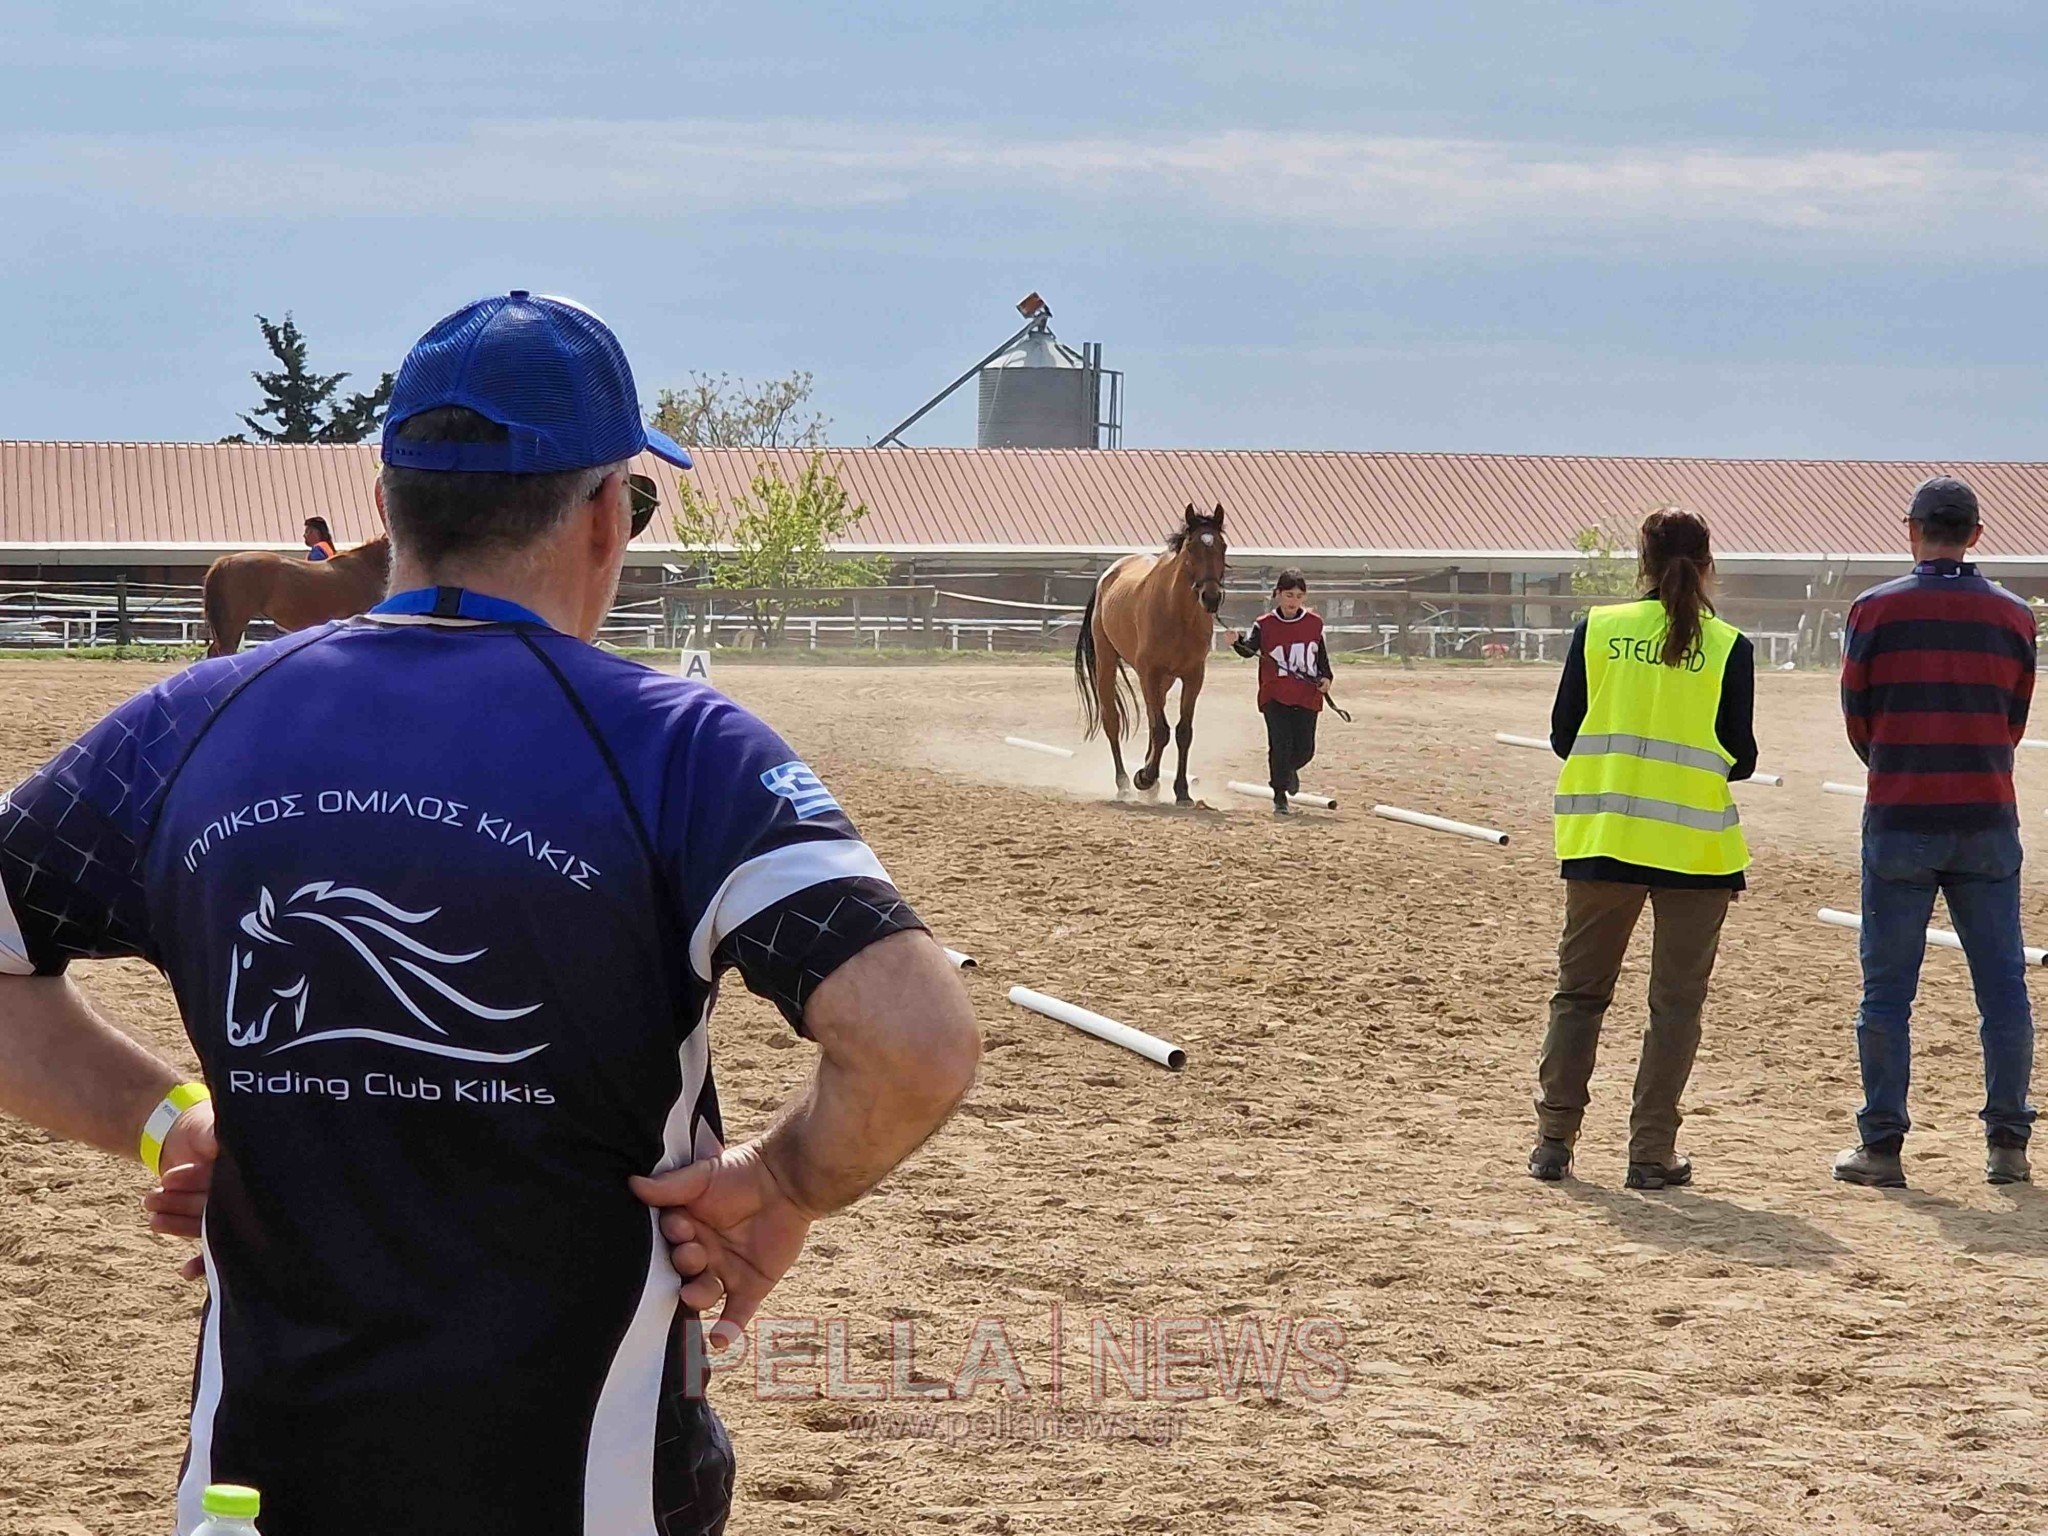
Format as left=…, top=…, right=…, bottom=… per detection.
left=0, top=689, right=168, bottom=974
left=663, top=696, right=926, bottom=1033
left=0, top=641, right=331, bottom=977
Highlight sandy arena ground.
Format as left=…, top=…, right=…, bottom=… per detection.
left=2, top=656, right=2046, bottom=1535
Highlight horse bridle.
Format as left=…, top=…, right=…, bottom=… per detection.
left=1183, top=532, right=1226, bottom=607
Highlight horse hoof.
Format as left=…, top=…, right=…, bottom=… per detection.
left=1175, top=791, right=1194, bottom=807
left=1133, top=769, right=1158, bottom=791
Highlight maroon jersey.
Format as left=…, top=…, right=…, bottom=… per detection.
left=1251, top=609, right=1328, bottom=711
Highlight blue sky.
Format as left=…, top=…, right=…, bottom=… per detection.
left=3, top=1, right=2042, bottom=458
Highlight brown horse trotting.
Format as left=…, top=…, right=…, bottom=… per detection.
left=203, top=536, right=393, bottom=657
left=1074, top=504, right=1228, bottom=803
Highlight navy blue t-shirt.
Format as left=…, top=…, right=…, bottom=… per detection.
left=0, top=595, right=925, bottom=1536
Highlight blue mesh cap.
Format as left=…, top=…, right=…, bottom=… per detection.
left=380, top=291, right=691, bottom=474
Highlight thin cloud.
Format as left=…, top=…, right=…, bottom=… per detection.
left=9, top=120, right=2046, bottom=254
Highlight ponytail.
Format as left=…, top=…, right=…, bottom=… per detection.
left=1638, top=507, right=1715, bottom=667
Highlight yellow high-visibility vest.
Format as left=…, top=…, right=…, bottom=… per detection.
left=1554, top=599, right=1750, bottom=875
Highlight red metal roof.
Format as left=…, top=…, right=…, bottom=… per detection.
left=3, top=441, right=2045, bottom=562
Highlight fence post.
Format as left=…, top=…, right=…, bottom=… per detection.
left=1396, top=593, right=1413, bottom=669
left=115, top=573, right=132, bottom=649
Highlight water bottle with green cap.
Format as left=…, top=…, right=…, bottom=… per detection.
left=194, top=1484, right=262, bottom=1534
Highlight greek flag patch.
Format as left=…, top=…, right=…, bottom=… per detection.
left=761, top=761, right=840, bottom=820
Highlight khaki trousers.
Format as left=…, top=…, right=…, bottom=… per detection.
left=1535, top=880, right=1732, bottom=1164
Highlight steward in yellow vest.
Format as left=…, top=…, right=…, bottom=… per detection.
left=1529, top=509, right=1759, bottom=1192
left=1554, top=600, right=1750, bottom=876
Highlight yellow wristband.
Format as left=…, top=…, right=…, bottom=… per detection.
left=140, top=1083, right=210, bottom=1177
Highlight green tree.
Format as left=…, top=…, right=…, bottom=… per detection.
left=672, top=454, right=887, bottom=644
left=1568, top=523, right=1640, bottom=599
left=221, top=314, right=393, bottom=444
left=649, top=370, right=827, bottom=449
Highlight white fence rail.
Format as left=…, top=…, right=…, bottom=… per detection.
left=1324, top=623, right=1808, bottom=667
left=677, top=610, right=1811, bottom=665
left=0, top=579, right=1818, bottom=666
left=0, top=586, right=680, bottom=653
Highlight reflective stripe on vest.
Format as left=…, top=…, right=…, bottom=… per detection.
left=1553, top=792, right=1741, bottom=833
left=1554, top=599, right=1750, bottom=876
left=1568, top=732, right=1732, bottom=778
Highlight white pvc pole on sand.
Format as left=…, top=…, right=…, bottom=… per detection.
left=1008, top=985, right=1186, bottom=1070
left=1746, top=772, right=1785, bottom=787
left=943, top=948, right=977, bottom=969
left=1817, top=908, right=2048, bottom=967
left=2022, top=739, right=2048, bottom=750
left=1821, top=781, right=1866, bottom=798
left=1227, top=780, right=1337, bottom=810
left=1003, top=736, right=1075, bottom=759
left=1373, top=804, right=1510, bottom=846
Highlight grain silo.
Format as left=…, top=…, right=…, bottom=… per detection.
left=977, top=304, right=1094, bottom=448
left=878, top=294, right=1122, bottom=448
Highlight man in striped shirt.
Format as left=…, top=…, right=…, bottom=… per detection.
left=1834, top=476, right=2038, bottom=1189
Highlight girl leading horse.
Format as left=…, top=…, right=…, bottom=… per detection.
left=1074, top=504, right=1228, bottom=804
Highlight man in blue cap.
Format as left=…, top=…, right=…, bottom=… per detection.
left=0, top=292, right=981, bottom=1535
left=1835, top=474, right=2037, bottom=1189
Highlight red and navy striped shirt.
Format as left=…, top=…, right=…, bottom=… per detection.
left=1841, top=559, right=2037, bottom=833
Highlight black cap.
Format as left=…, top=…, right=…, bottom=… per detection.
left=1908, top=475, right=1980, bottom=534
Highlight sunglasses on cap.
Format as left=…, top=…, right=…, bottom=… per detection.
left=627, top=473, right=659, bottom=538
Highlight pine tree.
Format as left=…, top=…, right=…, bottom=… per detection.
left=221, top=314, right=394, bottom=445
left=317, top=370, right=394, bottom=445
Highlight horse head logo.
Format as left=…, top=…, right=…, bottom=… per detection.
left=225, top=882, right=546, bottom=1063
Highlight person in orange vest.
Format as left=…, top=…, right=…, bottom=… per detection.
left=302, top=517, right=337, bottom=561
left=1231, top=568, right=1332, bottom=814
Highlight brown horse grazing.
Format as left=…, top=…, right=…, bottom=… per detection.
left=203, top=536, right=393, bottom=657
left=1074, top=504, right=1228, bottom=803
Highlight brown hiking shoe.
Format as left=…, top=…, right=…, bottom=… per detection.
left=1832, top=1145, right=1906, bottom=1188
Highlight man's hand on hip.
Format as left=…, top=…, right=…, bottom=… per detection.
left=0, top=975, right=220, bottom=1283
left=142, top=1100, right=218, bottom=1283
left=631, top=1141, right=813, bottom=1335
left=629, top=929, right=978, bottom=1335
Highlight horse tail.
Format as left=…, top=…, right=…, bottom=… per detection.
left=1073, top=587, right=1101, bottom=737
left=1073, top=581, right=1135, bottom=743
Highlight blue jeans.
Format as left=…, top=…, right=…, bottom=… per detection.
left=1856, top=827, right=2037, bottom=1149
